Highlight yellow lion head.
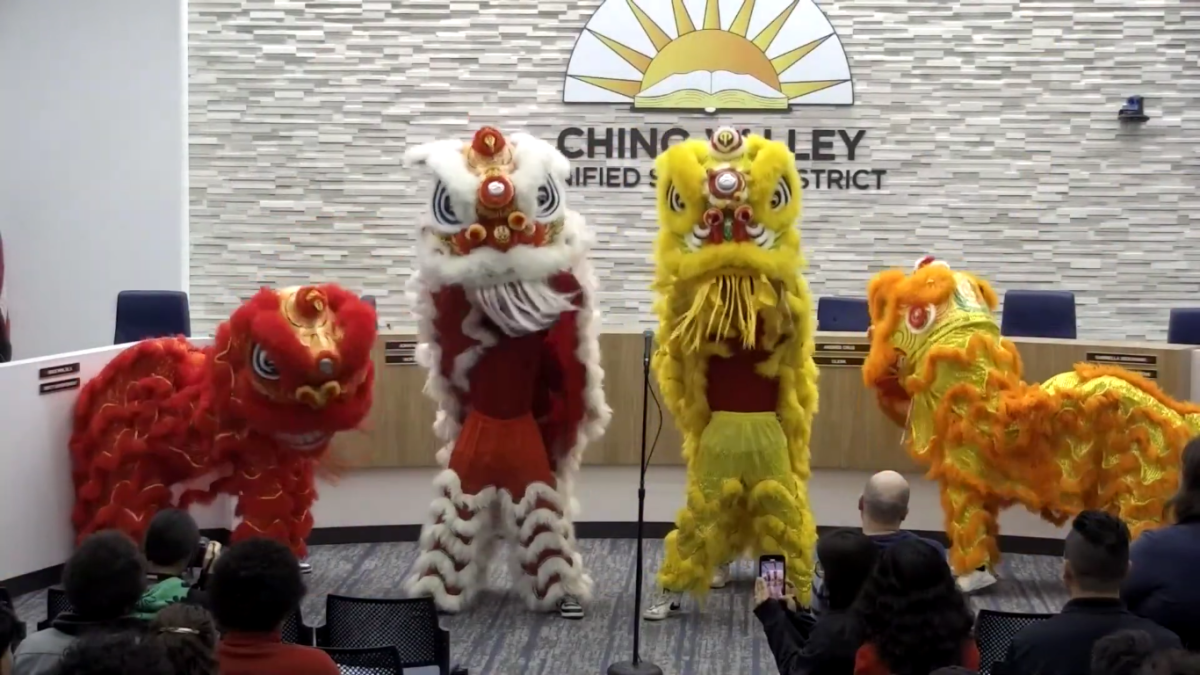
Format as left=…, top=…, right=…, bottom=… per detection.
left=653, top=128, right=804, bottom=352
left=862, top=258, right=999, bottom=423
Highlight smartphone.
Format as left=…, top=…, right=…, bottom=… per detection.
left=190, top=536, right=211, bottom=569
left=758, top=554, right=786, bottom=599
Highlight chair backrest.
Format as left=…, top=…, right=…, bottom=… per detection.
left=37, top=587, right=74, bottom=631
left=47, top=587, right=72, bottom=621
left=817, top=296, right=871, bottom=332
left=323, top=595, right=441, bottom=665
left=999, top=290, right=1076, bottom=339
left=320, top=646, right=404, bottom=675
left=280, top=608, right=312, bottom=646
left=975, top=609, right=1053, bottom=675
left=1168, top=308, right=1200, bottom=345
left=114, top=291, right=191, bottom=344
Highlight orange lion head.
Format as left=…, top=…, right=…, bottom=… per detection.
left=211, top=284, right=377, bottom=453
left=862, top=257, right=998, bottom=425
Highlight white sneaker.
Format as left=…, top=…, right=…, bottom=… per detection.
left=710, top=564, right=730, bottom=589
left=956, top=569, right=997, bottom=594
left=558, top=595, right=584, bottom=620
left=642, top=591, right=681, bottom=621
left=299, top=562, right=313, bottom=575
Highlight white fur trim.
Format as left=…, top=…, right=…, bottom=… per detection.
left=409, top=472, right=594, bottom=613
left=554, top=242, right=612, bottom=521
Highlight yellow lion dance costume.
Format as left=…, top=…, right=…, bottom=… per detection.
left=864, top=256, right=1199, bottom=590
left=644, top=128, right=818, bottom=620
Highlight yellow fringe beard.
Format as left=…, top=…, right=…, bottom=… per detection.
left=670, top=273, right=785, bottom=352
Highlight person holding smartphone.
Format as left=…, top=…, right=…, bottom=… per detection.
left=135, top=510, right=221, bottom=619
left=754, top=530, right=879, bottom=675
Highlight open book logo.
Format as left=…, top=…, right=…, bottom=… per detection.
left=564, top=0, right=854, bottom=111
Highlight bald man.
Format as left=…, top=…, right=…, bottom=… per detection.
left=858, top=471, right=945, bottom=556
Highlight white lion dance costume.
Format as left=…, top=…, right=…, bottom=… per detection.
left=403, top=127, right=610, bottom=619
left=644, top=128, right=820, bottom=620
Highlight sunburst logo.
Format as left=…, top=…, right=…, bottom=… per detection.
left=564, top=0, right=853, bottom=111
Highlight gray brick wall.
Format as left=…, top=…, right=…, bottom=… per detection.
left=188, top=0, right=1200, bottom=340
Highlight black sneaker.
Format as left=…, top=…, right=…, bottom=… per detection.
left=558, top=595, right=584, bottom=620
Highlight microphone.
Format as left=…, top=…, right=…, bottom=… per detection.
left=642, top=329, right=653, bottom=368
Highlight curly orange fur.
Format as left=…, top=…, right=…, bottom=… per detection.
left=70, top=285, right=377, bottom=557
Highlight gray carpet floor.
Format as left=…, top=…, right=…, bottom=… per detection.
left=14, top=540, right=1068, bottom=675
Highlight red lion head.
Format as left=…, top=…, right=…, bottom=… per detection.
left=210, top=284, right=377, bottom=452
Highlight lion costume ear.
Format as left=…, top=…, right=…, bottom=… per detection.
left=867, top=270, right=906, bottom=324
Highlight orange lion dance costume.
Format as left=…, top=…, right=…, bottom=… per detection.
left=863, top=257, right=1199, bottom=591
left=70, top=285, right=377, bottom=557
left=403, top=127, right=610, bottom=618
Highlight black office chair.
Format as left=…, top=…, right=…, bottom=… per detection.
left=316, top=595, right=451, bottom=675
left=999, top=290, right=1077, bottom=339
left=817, top=296, right=871, bottom=332
left=1168, top=308, right=1200, bottom=345
left=37, top=587, right=73, bottom=631
left=975, top=609, right=1053, bottom=675
left=281, top=607, right=316, bottom=646
left=320, top=646, right=405, bottom=675
left=114, top=290, right=191, bottom=344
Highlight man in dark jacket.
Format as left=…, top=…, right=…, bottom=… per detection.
left=1121, top=437, right=1200, bottom=650
left=13, top=531, right=147, bottom=675
left=135, top=509, right=217, bottom=619
left=1003, top=512, right=1180, bottom=675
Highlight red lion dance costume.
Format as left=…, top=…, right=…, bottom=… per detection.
left=70, top=285, right=377, bottom=557
left=403, top=127, right=609, bottom=619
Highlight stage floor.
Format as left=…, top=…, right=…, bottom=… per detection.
left=14, top=540, right=1068, bottom=675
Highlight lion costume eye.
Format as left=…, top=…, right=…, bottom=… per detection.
left=251, top=344, right=280, bottom=380
left=905, top=305, right=938, bottom=334
left=431, top=181, right=463, bottom=232
left=667, top=184, right=685, bottom=212
left=536, top=179, right=561, bottom=220
left=770, top=177, right=792, bottom=210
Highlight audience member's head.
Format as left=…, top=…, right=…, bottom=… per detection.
left=54, top=631, right=173, bottom=675
left=0, top=603, right=17, bottom=675
left=860, top=470, right=910, bottom=532
left=816, top=529, right=878, bottom=611
left=1168, top=436, right=1200, bottom=525
left=150, top=603, right=218, bottom=675
left=1091, top=630, right=1155, bottom=675
left=1063, top=510, right=1130, bottom=597
left=1140, top=650, right=1200, bottom=675
left=143, top=509, right=201, bottom=575
left=209, top=537, right=304, bottom=634
left=63, top=531, right=146, bottom=621
left=853, top=538, right=974, bottom=675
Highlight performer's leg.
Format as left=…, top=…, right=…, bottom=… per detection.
left=746, top=473, right=817, bottom=605
left=229, top=468, right=302, bottom=554
left=646, top=423, right=749, bottom=620
left=942, top=481, right=999, bottom=593
left=404, top=470, right=496, bottom=613
left=285, top=479, right=317, bottom=564
left=506, top=482, right=593, bottom=618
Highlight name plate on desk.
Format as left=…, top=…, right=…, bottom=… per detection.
left=814, top=342, right=868, bottom=367
left=384, top=340, right=417, bottom=366
left=1085, top=352, right=1158, bottom=380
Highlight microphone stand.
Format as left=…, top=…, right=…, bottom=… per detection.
left=607, top=331, right=663, bottom=675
